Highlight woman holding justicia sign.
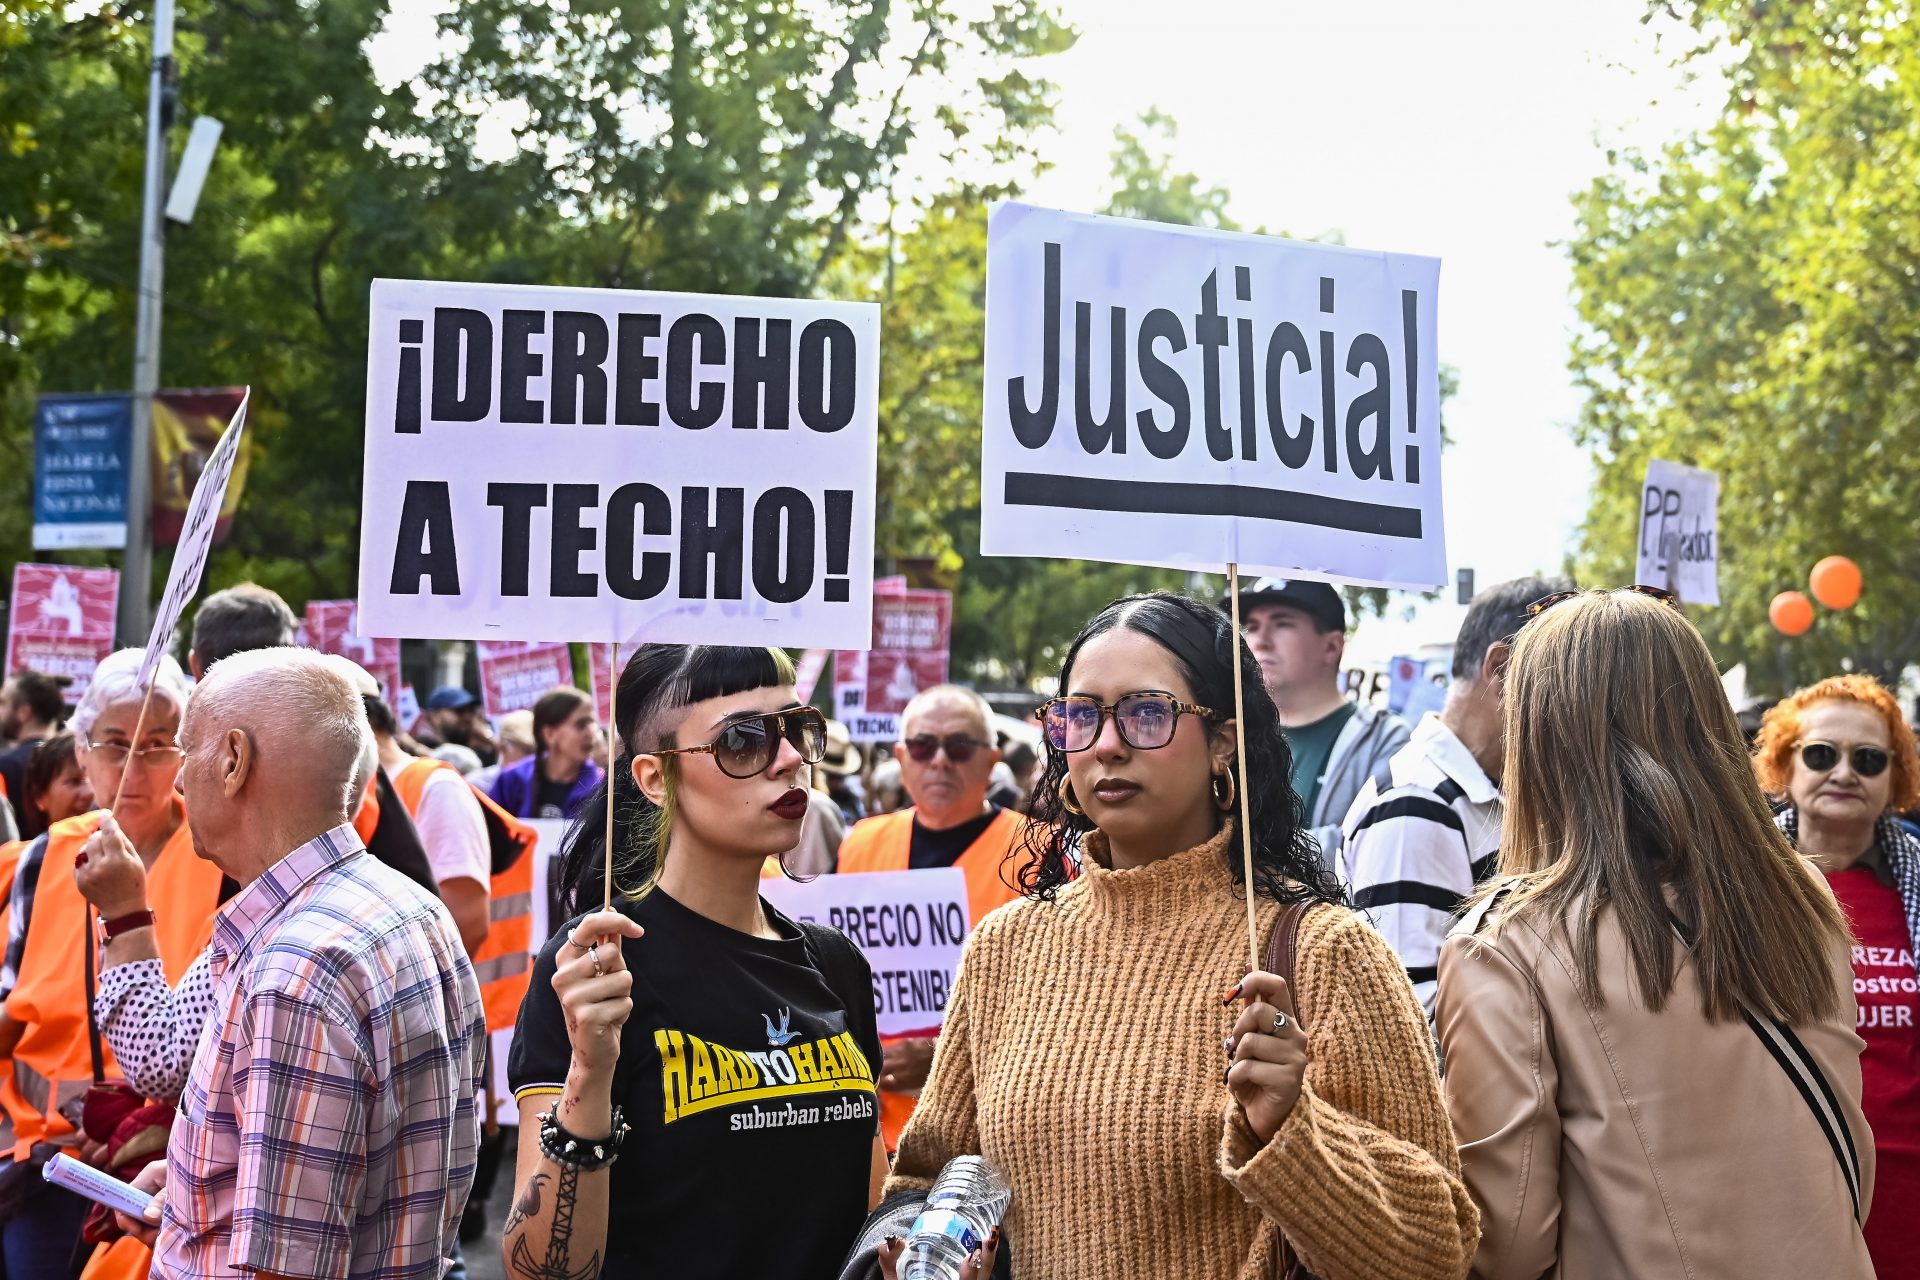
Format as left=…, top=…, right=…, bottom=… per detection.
left=875, top=593, right=1477, bottom=1279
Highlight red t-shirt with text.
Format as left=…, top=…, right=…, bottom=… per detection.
left=1829, top=865, right=1920, bottom=1278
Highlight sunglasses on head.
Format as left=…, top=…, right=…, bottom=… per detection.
left=1797, top=740, right=1891, bottom=779
left=1037, top=690, right=1221, bottom=754
left=1525, top=584, right=1681, bottom=619
left=902, top=734, right=990, bottom=765
left=653, top=706, right=827, bottom=779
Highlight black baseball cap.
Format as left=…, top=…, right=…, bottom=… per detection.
left=1224, top=577, right=1346, bottom=633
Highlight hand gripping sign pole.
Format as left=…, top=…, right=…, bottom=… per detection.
left=1225, top=564, right=1261, bottom=968
left=111, top=388, right=250, bottom=811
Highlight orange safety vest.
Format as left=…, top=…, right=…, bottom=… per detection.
left=1, top=804, right=221, bottom=1160
left=0, top=839, right=25, bottom=918
left=391, top=758, right=537, bottom=1033
left=835, top=806, right=1029, bottom=1150
left=352, top=779, right=380, bottom=844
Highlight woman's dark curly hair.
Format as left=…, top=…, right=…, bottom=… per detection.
left=556, top=643, right=793, bottom=922
left=1015, top=591, right=1343, bottom=907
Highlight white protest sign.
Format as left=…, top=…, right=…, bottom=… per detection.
left=139, top=388, right=249, bottom=690
left=760, top=869, right=969, bottom=1037
left=981, top=204, right=1445, bottom=589
left=1637, top=458, right=1719, bottom=606
left=357, top=279, right=880, bottom=648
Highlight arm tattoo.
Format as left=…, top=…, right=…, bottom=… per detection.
left=502, top=1172, right=546, bottom=1236
left=508, top=1161, right=599, bottom=1280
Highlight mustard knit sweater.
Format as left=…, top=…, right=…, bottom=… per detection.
left=886, top=826, right=1478, bottom=1280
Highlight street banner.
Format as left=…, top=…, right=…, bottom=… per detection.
left=587, top=643, right=615, bottom=727
left=357, top=278, right=881, bottom=648
left=153, top=388, right=251, bottom=546
left=1637, top=458, right=1720, bottom=606
left=33, top=394, right=132, bottom=550
left=6, top=564, right=120, bottom=700
left=835, top=588, right=951, bottom=743
left=139, top=390, right=249, bottom=691
left=302, top=600, right=403, bottom=700
left=981, top=203, right=1446, bottom=590
left=477, top=640, right=575, bottom=718
left=760, top=869, right=970, bottom=1037
left=792, top=648, right=829, bottom=704
left=395, top=683, right=422, bottom=735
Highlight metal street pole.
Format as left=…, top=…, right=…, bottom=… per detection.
left=118, top=0, right=176, bottom=646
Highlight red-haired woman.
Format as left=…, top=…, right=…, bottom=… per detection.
left=1756, top=674, right=1920, bottom=1279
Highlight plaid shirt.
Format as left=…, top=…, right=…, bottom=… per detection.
left=152, top=824, right=487, bottom=1280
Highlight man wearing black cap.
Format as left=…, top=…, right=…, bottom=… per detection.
left=1227, top=578, right=1410, bottom=871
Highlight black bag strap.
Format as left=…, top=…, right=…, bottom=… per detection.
left=83, top=907, right=104, bottom=1086
left=1670, top=913, right=1861, bottom=1223
left=1263, top=901, right=1316, bottom=1280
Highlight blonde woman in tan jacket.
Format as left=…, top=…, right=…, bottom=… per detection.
left=875, top=593, right=1477, bottom=1280
left=1437, top=588, right=1874, bottom=1279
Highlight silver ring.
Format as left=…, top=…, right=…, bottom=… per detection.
left=565, top=933, right=592, bottom=952
left=589, top=943, right=605, bottom=977
left=1271, top=1011, right=1289, bottom=1035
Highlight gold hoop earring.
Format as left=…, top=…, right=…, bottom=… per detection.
left=1211, top=770, right=1236, bottom=812
left=1058, top=776, right=1086, bottom=817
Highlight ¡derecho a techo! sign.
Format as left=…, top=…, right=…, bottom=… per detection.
left=357, top=279, right=880, bottom=648
left=981, top=203, right=1446, bottom=590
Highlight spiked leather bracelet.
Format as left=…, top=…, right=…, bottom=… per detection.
left=537, top=1102, right=628, bottom=1171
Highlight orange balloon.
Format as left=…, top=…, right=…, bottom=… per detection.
left=1771, top=590, right=1815, bottom=636
left=1810, top=556, right=1862, bottom=610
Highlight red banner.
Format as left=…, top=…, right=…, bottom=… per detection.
left=477, top=641, right=575, bottom=718
left=302, top=600, right=403, bottom=700
left=153, top=388, right=250, bottom=546
left=6, top=564, right=120, bottom=700
left=835, top=586, right=951, bottom=742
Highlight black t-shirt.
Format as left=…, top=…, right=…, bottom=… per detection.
left=533, top=772, right=574, bottom=820
left=509, top=888, right=882, bottom=1278
left=907, top=806, right=1001, bottom=871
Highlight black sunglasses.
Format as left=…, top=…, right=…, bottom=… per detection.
left=653, top=706, right=827, bottom=779
left=1526, top=584, right=1681, bottom=619
left=1037, top=690, right=1221, bottom=753
left=903, top=734, right=990, bottom=765
left=1797, top=740, right=1891, bottom=779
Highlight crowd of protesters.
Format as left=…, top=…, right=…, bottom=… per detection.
left=0, top=577, right=1913, bottom=1279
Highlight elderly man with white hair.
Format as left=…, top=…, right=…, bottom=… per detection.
left=102, top=648, right=484, bottom=1280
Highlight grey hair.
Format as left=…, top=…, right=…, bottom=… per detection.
left=900, top=684, right=995, bottom=741
left=1452, top=575, right=1574, bottom=682
left=71, top=648, right=192, bottom=743
left=193, top=647, right=374, bottom=816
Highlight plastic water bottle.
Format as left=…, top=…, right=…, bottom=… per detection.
left=899, top=1156, right=1011, bottom=1280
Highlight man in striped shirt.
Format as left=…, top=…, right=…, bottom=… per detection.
left=121, top=648, right=486, bottom=1280
left=1339, top=576, right=1565, bottom=1014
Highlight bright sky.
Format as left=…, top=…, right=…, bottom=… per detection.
left=366, top=0, right=1723, bottom=665
left=1021, top=0, right=1723, bottom=662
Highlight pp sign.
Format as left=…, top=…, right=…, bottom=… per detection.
left=357, top=280, right=880, bottom=648
left=981, top=204, right=1445, bottom=589
left=1637, top=458, right=1720, bottom=606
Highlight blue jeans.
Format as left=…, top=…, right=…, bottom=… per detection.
left=2, top=1177, right=90, bottom=1280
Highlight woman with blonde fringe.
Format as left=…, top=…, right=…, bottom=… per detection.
left=1436, top=588, right=1873, bottom=1279
left=503, top=645, right=892, bottom=1280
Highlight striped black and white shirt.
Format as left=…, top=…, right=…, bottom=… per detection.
left=1338, top=714, right=1502, bottom=1015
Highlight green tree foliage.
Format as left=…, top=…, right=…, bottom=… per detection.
left=1, top=0, right=1068, bottom=610
left=1568, top=1, right=1920, bottom=692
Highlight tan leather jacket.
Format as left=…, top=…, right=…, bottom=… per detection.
left=1436, top=886, right=1874, bottom=1279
